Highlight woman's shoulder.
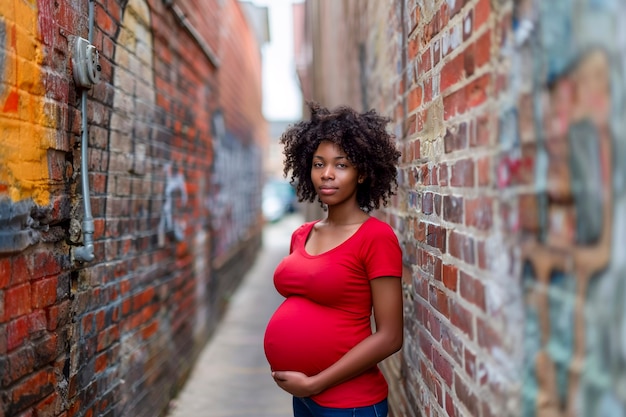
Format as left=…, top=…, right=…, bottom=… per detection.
left=292, top=220, right=318, bottom=238
left=363, top=216, right=395, bottom=235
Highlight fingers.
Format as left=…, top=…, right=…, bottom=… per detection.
left=272, top=371, right=286, bottom=381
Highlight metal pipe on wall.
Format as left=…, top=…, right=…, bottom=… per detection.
left=73, top=0, right=96, bottom=263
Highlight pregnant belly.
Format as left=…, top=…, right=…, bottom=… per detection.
left=264, top=296, right=370, bottom=376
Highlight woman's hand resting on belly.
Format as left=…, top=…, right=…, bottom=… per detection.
left=272, top=371, right=323, bottom=398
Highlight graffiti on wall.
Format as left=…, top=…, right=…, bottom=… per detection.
left=158, top=162, right=188, bottom=245
left=498, top=0, right=626, bottom=416
left=0, top=2, right=59, bottom=253
left=208, top=110, right=261, bottom=261
left=0, top=2, right=55, bottom=205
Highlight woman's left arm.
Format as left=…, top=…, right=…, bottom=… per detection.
left=272, top=276, right=403, bottom=397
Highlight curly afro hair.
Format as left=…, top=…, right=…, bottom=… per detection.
left=280, top=102, right=401, bottom=213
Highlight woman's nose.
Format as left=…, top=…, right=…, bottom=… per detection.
left=321, top=166, right=334, bottom=179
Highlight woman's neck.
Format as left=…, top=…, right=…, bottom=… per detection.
left=323, top=204, right=369, bottom=226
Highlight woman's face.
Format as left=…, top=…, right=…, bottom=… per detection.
left=310, top=141, right=361, bottom=208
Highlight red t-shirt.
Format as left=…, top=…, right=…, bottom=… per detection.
left=263, top=216, right=402, bottom=408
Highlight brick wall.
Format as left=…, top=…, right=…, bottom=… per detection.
left=299, top=0, right=626, bottom=416
left=0, top=0, right=266, bottom=416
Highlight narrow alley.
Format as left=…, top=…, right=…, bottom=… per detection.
left=166, top=214, right=301, bottom=417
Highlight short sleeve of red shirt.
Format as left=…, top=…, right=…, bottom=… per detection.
left=358, top=218, right=403, bottom=280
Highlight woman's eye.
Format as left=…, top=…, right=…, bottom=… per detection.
left=313, top=162, right=324, bottom=168
left=337, top=163, right=347, bottom=168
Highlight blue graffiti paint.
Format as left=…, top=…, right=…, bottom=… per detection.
left=538, top=0, right=575, bottom=84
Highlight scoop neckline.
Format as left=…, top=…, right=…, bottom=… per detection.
left=301, top=216, right=373, bottom=258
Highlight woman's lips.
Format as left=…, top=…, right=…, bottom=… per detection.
left=318, top=186, right=337, bottom=195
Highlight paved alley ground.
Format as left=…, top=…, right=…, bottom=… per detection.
left=166, top=214, right=303, bottom=417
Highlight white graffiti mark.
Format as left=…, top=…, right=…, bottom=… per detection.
left=207, top=111, right=262, bottom=259
left=158, top=163, right=188, bottom=247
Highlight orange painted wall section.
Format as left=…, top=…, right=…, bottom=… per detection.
left=0, top=0, right=54, bottom=205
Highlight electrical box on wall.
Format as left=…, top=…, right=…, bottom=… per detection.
left=72, top=37, right=101, bottom=88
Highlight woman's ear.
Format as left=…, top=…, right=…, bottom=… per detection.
left=358, top=176, right=365, bottom=184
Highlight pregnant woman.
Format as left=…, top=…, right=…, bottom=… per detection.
left=264, top=102, right=404, bottom=417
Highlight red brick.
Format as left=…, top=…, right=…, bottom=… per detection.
left=449, top=231, right=475, bottom=264
left=34, top=392, right=59, bottom=417
left=474, top=0, right=491, bottom=28
left=445, top=389, right=457, bottom=417
left=423, top=192, right=433, bottom=215
left=454, top=372, right=480, bottom=416
left=424, top=366, right=443, bottom=407
left=465, top=73, right=490, bottom=108
left=429, top=285, right=450, bottom=317
left=440, top=324, right=463, bottom=365
left=443, top=88, right=467, bottom=119
left=418, top=328, right=433, bottom=360
left=32, top=252, right=63, bottom=279
left=464, top=43, right=475, bottom=77
left=450, top=159, right=474, bottom=187
left=7, top=316, right=31, bottom=352
left=426, top=309, right=441, bottom=341
left=430, top=166, right=439, bottom=186
left=450, top=300, right=473, bottom=338
left=29, top=310, right=47, bottom=337
left=433, top=351, right=453, bottom=387
left=141, top=321, right=159, bottom=340
left=6, top=283, right=31, bottom=320
left=477, top=318, right=502, bottom=350
left=440, top=53, right=465, bottom=92
left=414, top=220, right=426, bottom=242
left=443, top=122, right=468, bottom=153
left=439, top=164, right=449, bottom=186
left=442, top=264, right=458, bottom=291
left=46, top=300, right=70, bottom=331
left=420, top=48, right=432, bottom=74
left=408, top=36, right=420, bottom=60
left=0, top=258, right=10, bottom=287
left=406, top=114, right=417, bottom=136
left=32, top=277, right=58, bottom=309
left=426, top=224, right=446, bottom=253
left=5, top=346, right=36, bottom=386
left=413, top=139, right=421, bottom=161
left=415, top=270, right=429, bottom=301
left=95, top=351, right=108, bottom=373
left=96, top=325, right=119, bottom=352
left=464, top=348, right=477, bottom=381
left=477, top=240, right=487, bottom=270
left=459, top=271, right=485, bottom=310
left=11, top=368, right=55, bottom=412
left=95, top=6, right=116, bottom=38
left=474, top=29, right=491, bottom=68
left=465, top=196, right=493, bottom=230
left=0, top=324, right=7, bottom=354
left=477, top=156, right=491, bottom=186
left=11, top=256, right=30, bottom=285
left=473, top=114, right=491, bottom=147
left=434, top=194, right=442, bottom=216
left=34, top=334, right=58, bottom=365
left=408, top=85, right=423, bottom=111
left=443, top=195, right=463, bottom=224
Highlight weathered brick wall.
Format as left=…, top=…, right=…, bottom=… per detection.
left=300, top=0, right=626, bottom=416
left=0, top=0, right=265, bottom=416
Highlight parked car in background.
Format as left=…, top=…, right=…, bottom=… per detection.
left=262, top=178, right=297, bottom=222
